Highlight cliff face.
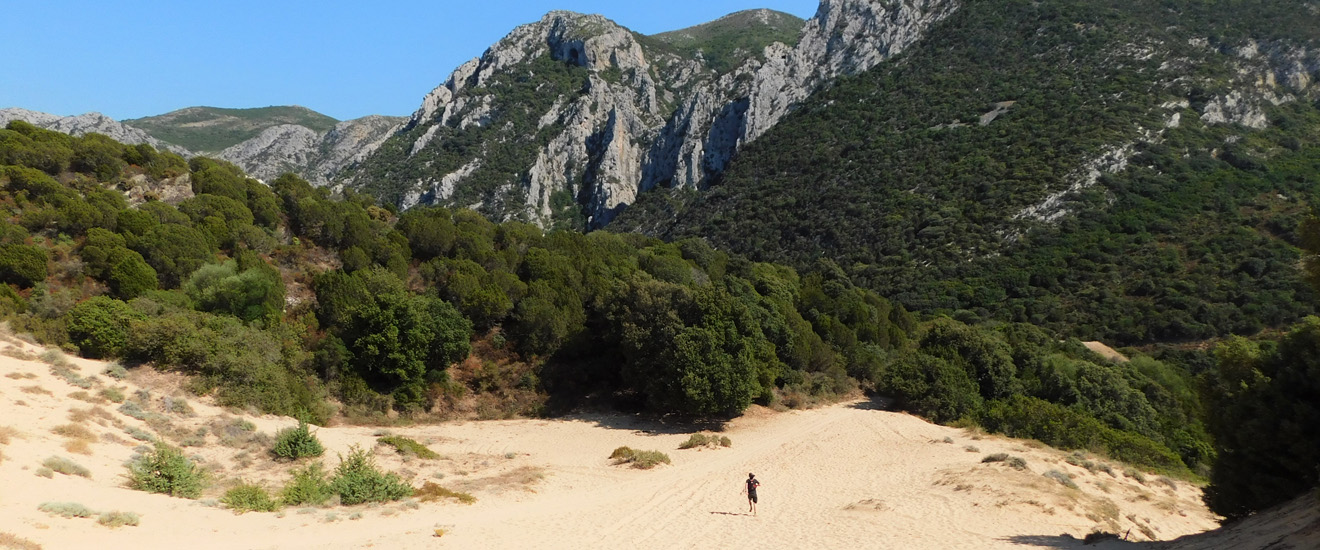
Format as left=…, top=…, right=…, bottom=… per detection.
left=347, top=0, right=959, bottom=228
left=216, top=115, right=403, bottom=184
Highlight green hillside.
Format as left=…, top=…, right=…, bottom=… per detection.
left=616, top=0, right=1320, bottom=346
left=647, top=9, right=804, bottom=74
left=125, top=106, right=339, bottom=153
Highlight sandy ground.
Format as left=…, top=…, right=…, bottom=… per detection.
left=0, top=335, right=1224, bottom=550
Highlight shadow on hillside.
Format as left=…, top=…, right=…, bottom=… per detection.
left=847, top=396, right=895, bottom=411
left=1002, top=534, right=1141, bottom=548
left=559, top=411, right=729, bottom=436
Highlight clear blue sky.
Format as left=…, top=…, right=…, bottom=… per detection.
left=4, top=0, right=817, bottom=121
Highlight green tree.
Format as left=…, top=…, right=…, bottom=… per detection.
left=0, top=244, right=48, bottom=287
left=65, top=296, right=144, bottom=358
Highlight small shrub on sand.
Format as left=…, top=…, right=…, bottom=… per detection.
left=20, top=385, right=50, bottom=396
left=127, top=441, right=205, bottom=498
left=0, top=425, right=17, bottom=444
left=378, top=436, right=440, bottom=459
left=329, top=446, right=412, bottom=505
left=96, top=511, right=140, bottom=528
left=981, top=453, right=1029, bottom=471
left=678, top=433, right=732, bottom=450
left=0, top=531, right=42, bottom=550
left=42, top=456, right=91, bottom=478
left=609, top=447, right=671, bottom=469
left=1044, top=470, right=1079, bottom=489
left=102, top=363, right=128, bottom=380
left=38, top=502, right=97, bottom=518
left=35, top=468, right=54, bottom=478
left=271, top=421, right=323, bottom=460
left=1124, top=467, right=1147, bottom=484
left=99, top=387, right=126, bottom=404
left=415, top=482, right=476, bottom=504
left=280, top=462, right=334, bottom=506
left=117, top=401, right=149, bottom=420
left=222, top=483, right=280, bottom=514
left=124, top=426, right=154, bottom=442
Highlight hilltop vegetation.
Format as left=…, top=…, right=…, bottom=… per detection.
left=124, top=106, right=339, bottom=153
left=617, top=0, right=1320, bottom=346
left=646, top=9, right=804, bottom=74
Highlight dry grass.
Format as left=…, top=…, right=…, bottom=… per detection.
left=69, top=406, right=118, bottom=427
left=414, top=482, right=477, bottom=504
left=3, top=371, right=36, bottom=379
left=97, top=511, right=140, bottom=528
left=68, top=391, right=107, bottom=405
left=0, top=531, right=42, bottom=550
left=42, top=456, right=91, bottom=478
left=52, top=423, right=96, bottom=455
left=0, top=426, right=18, bottom=445
left=20, top=385, right=50, bottom=395
left=450, top=466, right=546, bottom=494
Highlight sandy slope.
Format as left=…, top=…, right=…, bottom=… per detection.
left=0, top=335, right=1221, bottom=550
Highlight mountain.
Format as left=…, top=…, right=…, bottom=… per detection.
left=124, top=106, right=340, bottom=153
left=344, top=0, right=955, bottom=229
left=210, top=114, right=404, bottom=183
left=613, top=0, right=1320, bottom=345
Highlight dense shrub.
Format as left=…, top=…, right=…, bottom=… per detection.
left=65, top=296, right=143, bottom=358
left=280, top=462, right=334, bottom=506
left=221, top=483, right=280, bottom=513
left=271, top=421, right=324, bottom=460
left=329, top=446, right=412, bottom=505
left=127, top=441, right=205, bottom=498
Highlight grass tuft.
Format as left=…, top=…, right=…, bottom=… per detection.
left=96, top=511, right=140, bottom=528
left=609, top=447, right=671, bottom=469
left=678, top=433, right=732, bottom=449
left=42, top=456, right=91, bottom=478
left=378, top=435, right=440, bottom=459
left=38, top=502, right=97, bottom=518
left=981, top=453, right=1029, bottom=470
left=1044, top=469, right=1079, bottom=489
left=0, top=531, right=43, bottom=550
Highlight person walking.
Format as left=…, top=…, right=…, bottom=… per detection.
left=743, top=473, right=760, bottom=516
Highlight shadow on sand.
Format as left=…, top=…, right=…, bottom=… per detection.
left=558, top=410, right=729, bottom=436
left=710, top=511, right=753, bottom=517
left=1002, top=534, right=1142, bottom=548
left=847, top=396, right=895, bottom=411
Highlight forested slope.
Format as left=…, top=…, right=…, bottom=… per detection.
left=616, top=0, right=1320, bottom=345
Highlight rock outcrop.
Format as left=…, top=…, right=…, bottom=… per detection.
left=0, top=108, right=188, bottom=155
left=349, top=0, right=961, bottom=228
left=217, top=115, right=403, bottom=184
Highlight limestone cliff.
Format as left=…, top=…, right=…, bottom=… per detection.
left=347, top=0, right=959, bottom=228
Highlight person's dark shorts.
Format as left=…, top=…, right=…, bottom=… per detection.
left=748, top=491, right=758, bottom=503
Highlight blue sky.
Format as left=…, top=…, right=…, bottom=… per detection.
left=4, top=0, right=816, bottom=121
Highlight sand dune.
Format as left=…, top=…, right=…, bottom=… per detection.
left=0, top=335, right=1221, bottom=550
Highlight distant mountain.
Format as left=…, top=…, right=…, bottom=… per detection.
left=0, top=107, right=187, bottom=155
left=343, top=0, right=949, bottom=228
left=124, top=106, right=340, bottom=154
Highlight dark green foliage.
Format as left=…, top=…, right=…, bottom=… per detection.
left=1203, top=323, right=1320, bottom=520
left=65, top=296, right=144, bottom=358
left=0, top=243, right=48, bottom=287
left=646, top=9, right=804, bottom=74
left=271, top=420, right=324, bottom=460
left=329, top=446, right=412, bottom=505
left=132, top=223, right=216, bottom=287
left=221, top=483, right=280, bottom=513
left=127, top=441, right=205, bottom=498
left=280, top=462, right=334, bottom=506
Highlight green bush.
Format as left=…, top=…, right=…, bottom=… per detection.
left=127, top=441, right=205, bottom=498
left=221, top=483, right=280, bottom=513
left=280, top=462, right=334, bottom=506
left=271, top=420, right=324, bottom=460
left=981, top=453, right=1028, bottom=471
left=678, top=433, right=732, bottom=449
left=329, top=446, right=412, bottom=505
left=378, top=436, right=440, bottom=459
left=65, top=297, right=144, bottom=358
left=609, top=447, right=671, bottom=469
